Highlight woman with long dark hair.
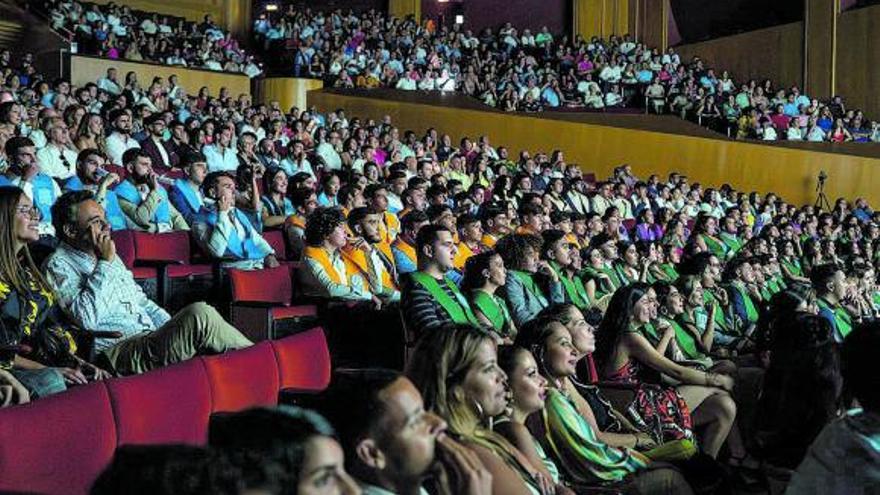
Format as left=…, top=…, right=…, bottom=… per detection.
left=0, top=187, right=108, bottom=399
left=463, top=251, right=517, bottom=342
left=594, top=283, right=737, bottom=458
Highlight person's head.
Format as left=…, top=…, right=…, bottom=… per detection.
left=0, top=187, right=44, bottom=291
left=518, top=202, right=544, bottom=232
left=456, top=213, right=482, bottom=244
left=426, top=204, right=456, bottom=231
left=495, top=233, right=543, bottom=273
left=123, top=149, right=153, bottom=184
left=291, top=187, right=319, bottom=217
left=461, top=250, right=506, bottom=291
left=110, top=109, right=132, bottom=134
left=321, top=370, right=446, bottom=491
left=416, top=224, right=456, bottom=271
left=180, top=151, right=207, bottom=186
left=202, top=171, right=236, bottom=205
left=497, top=346, right=548, bottom=418
left=480, top=203, right=510, bottom=236
left=5, top=136, right=36, bottom=175
left=90, top=444, right=262, bottom=495
left=653, top=281, right=685, bottom=318
left=363, top=184, right=388, bottom=213
left=52, top=190, right=110, bottom=254
left=75, top=148, right=107, bottom=186
left=514, top=316, right=579, bottom=381
left=810, top=263, right=847, bottom=301
left=541, top=229, right=572, bottom=267
left=594, top=283, right=655, bottom=363
left=321, top=173, right=341, bottom=197
left=406, top=324, right=507, bottom=433
left=842, top=322, right=880, bottom=412
left=305, top=207, right=348, bottom=249
left=347, top=206, right=383, bottom=244
left=209, top=406, right=359, bottom=495
left=539, top=304, right=597, bottom=357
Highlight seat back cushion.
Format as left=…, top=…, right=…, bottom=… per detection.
left=202, top=341, right=280, bottom=413
left=106, top=358, right=212, bottom=446
left=0, top=383, right=117, bottom=495
left=271, top=327, right=331, bottom=392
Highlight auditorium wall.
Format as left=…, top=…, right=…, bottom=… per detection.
left=421, top=0, right=569, bottom=34
left=837, top=5, right=880, bottom=120
left=70, top=55, right=252, bottom=99
left=674, top=21, right=805, bottom=89
left=307, top=90, right=880, bottom=206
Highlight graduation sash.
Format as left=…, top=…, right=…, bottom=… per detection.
left=410, top=272, right=480, bottom=326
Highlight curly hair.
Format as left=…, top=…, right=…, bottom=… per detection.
left=495, top=233, right=542, bottom=271
left=304, top=207, right=345, bottom=247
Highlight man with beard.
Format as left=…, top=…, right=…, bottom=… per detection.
left=0, top=137, right=61, bottom=240
left=192, top=171, right=277, bottom=270
left=115, top=148, right=188, bottom=232
left=393, top=210, right=429, bottom=275
left=63, top=149, right=127, bottom=230
left=168, top=151, right=208, bottom=224
left=343, top=207, right=399, bottom=304
left=105, top=109, right=140, bottom=166
left=138, top=113, right=178, bottom=172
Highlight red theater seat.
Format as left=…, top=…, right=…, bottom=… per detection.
left=132, top=231, right=215, bottom=312
left=262, top=229, right=288, bottom=260
left=202, top=341, right=280, bottom=413
left=106, top=358, right=212, bottom=446
left=228, top=265, right=318, bottom=341
left=0, top=383, right=117, bottom=495
left=111, top=230, right=158, bottom=302
left=271, top=327, right=331, bottom=392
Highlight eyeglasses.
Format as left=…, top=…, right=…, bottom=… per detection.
left=15, top=205, right=40, bottom=219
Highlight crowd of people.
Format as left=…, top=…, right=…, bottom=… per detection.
left=35, top=0, right=263, bottom=77
left=0, top=8, right=875, bottom=495
left=254, top=5, right=880, bottom=143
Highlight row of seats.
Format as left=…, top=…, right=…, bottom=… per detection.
left=0, top=327, right=331, bottom=495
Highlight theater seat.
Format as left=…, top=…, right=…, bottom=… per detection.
left=262, top=229, right=288, bottom=260
left=271, top=327, right=331, bottom=393
left=0, top=383, right=117, bottom=495
left=132, top=231, right=215, bottom=312
left=111, top=230, right=158, bottom=302
left=106, top=358, right=212, bottom=446
left=228, top=265, right=318, bottom=341
left=202, top=341, right=280, bottom=413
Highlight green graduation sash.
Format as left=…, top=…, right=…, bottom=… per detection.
left=662, top=316, right=701, bottom=360
left=510, top=270, right=549, bottom=306
left=781, top=258, right=803, bottom=278
left=550, top=262, right=589, bottom=309
left=411, top=272, right=480, bottom=326
left=817, top=298, right=854, bottom=340
left=701, top=234, right=728, bottom=259
left=733, top=281, right=760, bottom=323
left=719, top=232, right=743, bottom=255
left=471, top=290, right=511, bottom=335
left=703, top=289, right=730, bottom=332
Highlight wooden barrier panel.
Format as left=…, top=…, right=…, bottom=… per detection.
left=308, top=90, right=880, bottom=206
left=70, top=54, right=252, bottom=99
left=256, top=78, right=324, bottom=112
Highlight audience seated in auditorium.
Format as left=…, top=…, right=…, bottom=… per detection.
left=43, top=190, right=252, bottom=375
left=116, top=148, right=188, bottom=232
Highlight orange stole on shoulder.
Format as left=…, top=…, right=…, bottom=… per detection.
left=340, top=244, right=397, bottom=291
left=286, top=214, right=307, bottom=230
left=392, top=238, right=416, bottom=265
left=481, top=233, right=498, bottom=249
left=302, top=246, right=368, bottom=291
left=453, top=242, right=479, bottom=270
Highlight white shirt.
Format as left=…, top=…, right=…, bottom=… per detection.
left=106, top=132, right=141, bottom=166
left=36, top=144, right=78, bottom=180
left=202, top=144, right=239, bottom=172
left=316, top=142, right=342, bottom=171
left=150, top=137, right=171, bottom=168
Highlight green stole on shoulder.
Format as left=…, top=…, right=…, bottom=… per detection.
left=471, top=290, right=512, bottom=335
left=719, top=232, right=743, bottom=256
left=550, top=262, right=590, bottom=310
left=411, top=272, right=480, bottom=326
left=701, top=234, right=728, bottom=259
left=781, top=257, right=803, bottom=278
left=817, top=297, right=854, bottom=340
left=732, top=281, right=759, bottom=323
left=703, top=289, right=730, bottom=332
left=660, top=316, right=701, bottom=360
left=510, top=270, right=549, bottom=306
left=658, top=263, right=679, bottom=282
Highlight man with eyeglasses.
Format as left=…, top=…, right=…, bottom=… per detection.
left=44, top=190, right=252, bottom=375
left=35, top=117, right=78, bottom=181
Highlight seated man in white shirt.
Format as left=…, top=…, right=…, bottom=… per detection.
left=97, top=67, right=123, bottom=96
left=192, top=171, right=278, bottom=270
left=202, top=126, right=239, bottom=172
left=115, top=148, right=189, bottom=232
left=105, top=109, right=140, bottom=166
left=35, top=117, right=78, bottom=181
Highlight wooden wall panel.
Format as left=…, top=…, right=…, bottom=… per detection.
left=308, top=91, right=880, bottom=206
left=70, top=55, right=251, bottom=99
left=804, top=0, right=838, bottom=99
left=837, top=5, right=880, bottom=120
left=675, top=22, right=805, bottom=89
left=573, top=0, right=632, bottom=41
left=389, top=0, right=421, bottom=21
